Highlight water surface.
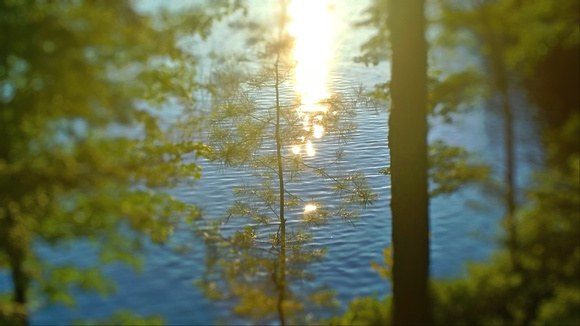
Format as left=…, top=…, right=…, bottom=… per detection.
left=15, top=1, right=542, bottom=324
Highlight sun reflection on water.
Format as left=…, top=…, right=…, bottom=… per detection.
left=288, top=0, right=333, bottom=105
left=305, top=140, right=315, bottom=157
left=312, top=124, right=324, bottom=139
left=291, top=144, right=301, bottom=155
left=288, top=0, right=335, bottom=160
left=304, top=204, right=318, bottom=213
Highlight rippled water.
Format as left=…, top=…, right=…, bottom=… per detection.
left=10, top=1, right=543, bottom=324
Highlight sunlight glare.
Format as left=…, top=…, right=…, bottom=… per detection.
left=301, top=103, right=328, bottom=113
left=291, top=144, right=301, bottom=155
left=305, top=140, right=315, bottom=157
left=313, top=124, right=324, bottom=139
left=304, top=204, right=317, bottom=213
left=288, top=0, right=335, bottom=158
left=288, top=0, right=334, bottom=105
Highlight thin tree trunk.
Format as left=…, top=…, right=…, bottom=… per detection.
left=9, top=243, right=29, bottom=325
left=10, top=258, right=28, bottom=325
left=274, top=53, right=287, bottom=326
left=501, top=86, right=518, bottom=268
left=478, top=6, right=518, bottom=268
left=387, top=0, right=431, bottom=324
left=4, top=211, right=29, bottom=325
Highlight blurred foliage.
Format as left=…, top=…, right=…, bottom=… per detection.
left=353, top=0, right=389, bottom=66
left=370, top=247, right=392, bottom=281
left=0, top=0, right=242, bottom=323
left=380, top=140, right=490, bottom=197
left=328, top=296, right=391, bottom=326
left=329, top=157, right=579, bottom=324
left=428, top=141, right=490, bottom=196
left=74, top=310, right=164, bottom=326
left=437, top=0, right=579, bottom=166
left=362, top=3, right=491, bottom=198
left=433, top=157, right=579, bottom=325
left=428, top=69, right=483, bottom=123
left=336, top=0, right=580, bottom=324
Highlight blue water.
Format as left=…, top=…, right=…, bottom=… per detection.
left=0, top=1, right=543, bottom=324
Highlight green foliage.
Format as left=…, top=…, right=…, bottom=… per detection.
left=196, top=3, right=376, bottom=324
left=327, top=296, right=391, bottom=326
left=429, top=141, right=490, bottom=196
left=499, top=0, right=579, bottom=77
left=436, top=0, right=579, bottom=146
left=379, top=141, right=490, bottom=197
left=428, top=70, right=483, bottom=123
left=345, top=0, right=580, bottom=324
left=331, top=156, right=580, bottom=325
left=75, top=310, right=164, bottom=326
left=0, top=298, right=25, bottom=325
left=370, top=247, right=392, bottom=281
left=353, top=0, right=389, bottom=66
left=38, top=266, right=115, bottom=307
left=0, top=0, right=239, bottom=321
left=535, top=286, right=580, bottom=325
left=360, top=1, right=492, bottom=198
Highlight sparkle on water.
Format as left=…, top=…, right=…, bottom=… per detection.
left=291, top=144, right=301, bottom=155
left=313, top=124, right=324, bottom=139
left=287, top=0, right=335, bottom=214
left=288, top=0, right=333, bottom=105
left=305, top=140, right=315, bottom=157
left=304, top=204, right=318, bottom=213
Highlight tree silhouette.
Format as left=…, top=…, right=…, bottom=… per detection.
left=387, top=0, right=431, bottom=323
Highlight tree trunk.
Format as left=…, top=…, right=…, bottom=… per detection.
left=387, top=0, right=431, bottom=324
left=274, top=52, right=287, bottom=326
left=9, top=246, right=29, bottom=325
left=3, top=211, right=29, bottom=325
left=478, top=6, right=518, bottom=269
left=501, top=85, right=518, bottom=268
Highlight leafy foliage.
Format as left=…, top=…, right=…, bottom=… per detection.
left=335, top=0, right=580, bottom=323
left=0, top=0, right=241, bottom=322
left=432, top=161, right=579, bottom=324
left=429, top=141, right=490, bottom=196
left=196, top=3, right=375, bottom=324
left=74, top=310, right=164, bottom=326
left=353, top=0, right=389, bottom=66
left=331, top=159, right=580, bottom=324
left=327, top=296, right=391, bottom=326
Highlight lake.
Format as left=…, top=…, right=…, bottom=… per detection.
left=3, top=0, right=541, bottom=324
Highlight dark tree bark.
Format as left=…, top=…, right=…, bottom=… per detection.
left=501, top=84, right=517, bottom=268
left=9, top=253, right=28, bottom=326
left=2, top=211, right=29, bottom=326
left=387, top=0, right=431, bottom=324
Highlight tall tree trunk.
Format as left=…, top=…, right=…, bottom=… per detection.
left=387, top=0, right=431, bottom=324
left=501, top=85, right=518, bottom=268
left=4, top=211, right=29, bottom=325
left=478, top=6, right=518, bottom=268
left=274, top=2, right=288, bottom=323
left=10, top=255, right=28, bottom=325
left=274, top=52, right=287, bottom=326
left=8, top=237, right=29, bottom=326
